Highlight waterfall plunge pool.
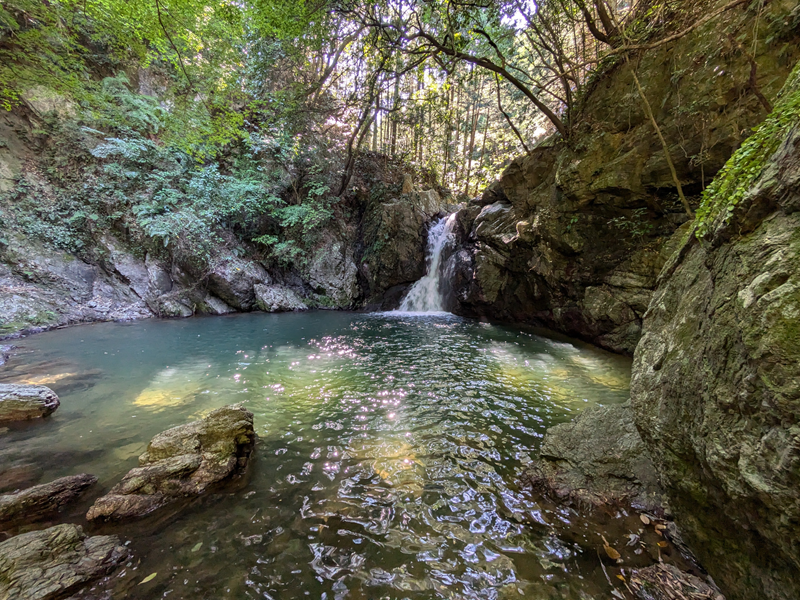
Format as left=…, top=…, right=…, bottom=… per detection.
left=0, top=311, right=633, bottom=599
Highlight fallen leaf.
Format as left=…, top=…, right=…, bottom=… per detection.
left=604, top=544, right=621, bottom=560
left=191, top=542, right=202, bottom=553
left=657, top=541, right=668, bottom=548
left=640, top=514, right=651, bottom=525
left=654, top=523, right=666, bottom=531
left=616, top=574, right=626, bottom=581
left=139, top=573, right=157, bottom=585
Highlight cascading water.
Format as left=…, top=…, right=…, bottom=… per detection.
left=398, top=213, right=456, bottom=312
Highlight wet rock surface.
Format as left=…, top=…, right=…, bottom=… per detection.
left=254, top=284, right=308, bottom=312
left=0, top=523, right=128, bottom=600
left=0, top=383, right=60, bottom=423
left=0, top=474, right=96, bottom=526
left=631, top=75, right=800, bottom=599
left=354, top=159, right=451, bottom=305
left=522, top=403, right=666, bottom=514
left=87, top=404, right=255, bottom=521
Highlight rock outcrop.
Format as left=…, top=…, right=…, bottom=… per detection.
left=0, top=523, right=128, bottom=600
left=0, top=234, right=153, bottom=336
left=206, top=257, right=271, bottom=310
left=255, top=284, right=308, bottom=312
left=87, top=404, right=255, bottom=521
left=353, top=157, right=450, bottom=308
left=0, top=384, right=59, bottom=422
left=447, top=1, right=800, bottom=354
left=631, top=65, right=800, bottom=600
left=0, top=474, right=96, bottom=525
left=522, top=403, right=666, bottom=513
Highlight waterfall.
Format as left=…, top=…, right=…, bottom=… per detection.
left=398, top=213, right=456, bottom=313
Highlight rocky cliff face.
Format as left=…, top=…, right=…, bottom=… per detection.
left=447, top=0, right=800, bottom=354
left=0, top=107, right=446, bottom=336
left=631, top=63, right=800, bottom=600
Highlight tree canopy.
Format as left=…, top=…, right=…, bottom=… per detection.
left=1, top=0, right=763, bottom=193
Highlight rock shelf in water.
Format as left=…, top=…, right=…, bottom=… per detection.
left=0, top=473, right=96, bottom=525
left=87, top=404, right=255, bottom=521
left=0, top=523, right=128, bottom=600
left=0, top=384, right=60, bottom=423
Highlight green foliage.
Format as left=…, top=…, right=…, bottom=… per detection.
left=609, top=208, right=654, bottom=241
left=89, top=74, right=167, bottom=134
left=695, top=62, right=800, bottom=238
left=2, top=175, right=98, bottom=253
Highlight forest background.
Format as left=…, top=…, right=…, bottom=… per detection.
left=0, top=0, right=789, bottom=272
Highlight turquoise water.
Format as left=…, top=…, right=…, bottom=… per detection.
left=0, top=311, right=632, bottom=599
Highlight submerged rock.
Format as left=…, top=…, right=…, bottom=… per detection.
left=0, top=384, right=59, bottom=423
left=254, top=284, right=308, bottom=312
left=0, top=523, right=128, bottom=600
left=87, top=404, right=255, bottom=521
left=0, top=474, right=96, bottom=525
left=629, top=564, right=724, bottom=600
left=521, top=403, right=666, bottom=513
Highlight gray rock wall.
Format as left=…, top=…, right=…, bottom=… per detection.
left=631, top=70, right=800, bottom=599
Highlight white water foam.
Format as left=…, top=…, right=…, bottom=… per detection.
left=398, top=213, right=456, bottom=313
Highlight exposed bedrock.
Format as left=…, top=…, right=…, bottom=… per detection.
left=0, top=154, right=446, bottom=335
left=86, top=404, right=255, bottom=521
left=357, top=183, right=451, bottom=308
left=254, top=283, right=308, bottom=312
left=520, top=402, right=726, bottom=599
left=522, top=403, right=667, bottom=515
left=447, top=2, right=799, bottom=354
left=0, top=383, right=59, bottom=423
left=631, top=68, right=800, bottom=600
left=0, top=523, right=128, bottom=600
left=0, top=473, right=96, bottom=526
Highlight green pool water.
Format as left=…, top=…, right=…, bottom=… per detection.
left=0, top=311, right=632, bottom=599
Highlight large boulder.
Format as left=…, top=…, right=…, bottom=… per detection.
left=254, top=284, right=308, bottom=312
left=206, top=257, right=270, bottom=310
left=0, top=384, right=59, bottom=423
left=0, top=523, right=128, bottom=600
left=522, top=403, right=666, bottom=514
left=87, top=404, right=255, bottom=521
left=631, top=67, right=800, bottom=600
left=0, top=474, right=96, bottom=525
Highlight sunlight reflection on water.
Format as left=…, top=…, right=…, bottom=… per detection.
left=0, top=311, right=631, bottom=599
